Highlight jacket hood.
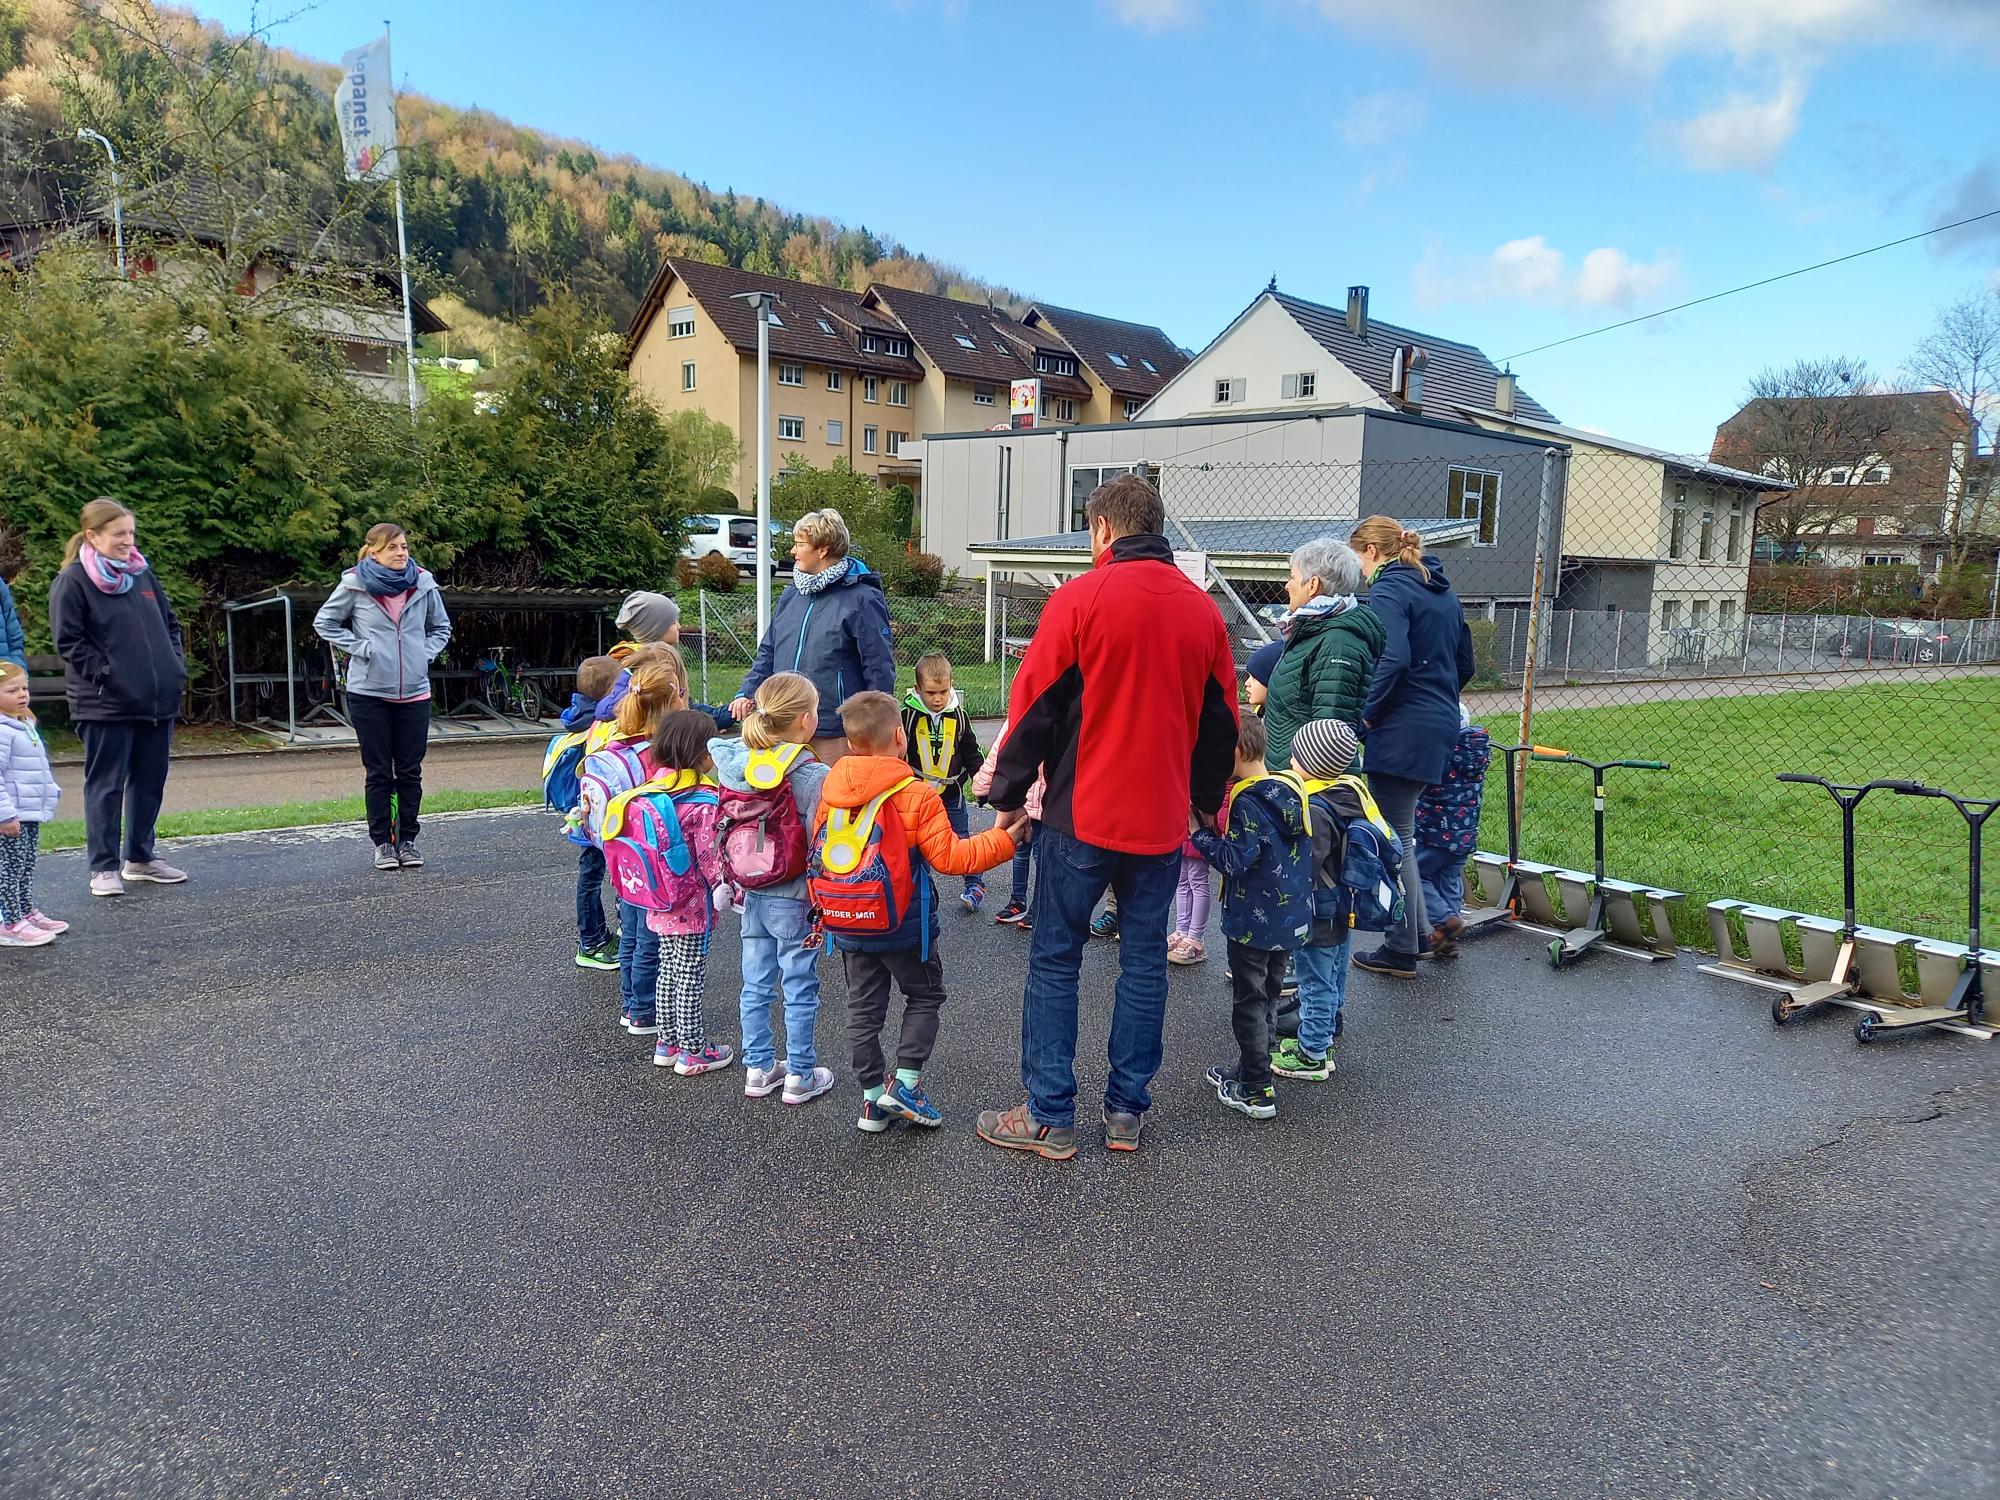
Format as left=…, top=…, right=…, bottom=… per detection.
left=707, top=735, right=756, bottom=791
left=902, top=686, right=962, bottom=719
left=821, top=752, right=917, bottom=810
left=1290, top=600, right=1387, bottom=654
left=0, top=712, right=36, bottom=741
left=1239, top=772, right=1311, bottom=840
left=1378, top=554, right=1455, bottom=594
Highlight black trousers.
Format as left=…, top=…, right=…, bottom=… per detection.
left=348, top=694, right=431, bottom=844
left=842, top=944, right=947, bottom=1090
left=78, top=718, right=175, bottom=874
left=1228, top=941, right=1291, bottom=1090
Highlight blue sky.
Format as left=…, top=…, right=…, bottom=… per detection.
left=203, top=0, right=1998, bottom=455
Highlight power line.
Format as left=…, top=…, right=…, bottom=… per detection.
left=1499, top=206, right=2000, bottom=363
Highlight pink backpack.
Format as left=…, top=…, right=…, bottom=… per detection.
left=603, top=780, right=722, bottom=915
left=717, top=743, right=813, bottom=896
left=576, top=741, right=652, bottom=848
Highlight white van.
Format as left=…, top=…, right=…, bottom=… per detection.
left=680, top=514, right=789, bottom=575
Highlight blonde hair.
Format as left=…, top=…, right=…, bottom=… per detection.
left=912, top=651, right=951, bottom=687
left=614, top=647, right=688, bottom=738
left=63, top=497, right=134, bottom=569
left=839, top=690, right=901, bottom=754
left=1350, top=515, right=1429, bottom=583
left=743, top=672, right=819, bottom=750
left=793, top=508, right=850, bottom=558
left=359, top=523, right=408, bottom=564
left=0, top=660, right=31, bottom=721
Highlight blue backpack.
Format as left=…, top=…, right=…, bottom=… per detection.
left=542, top=729, right=591, bottom=820
left=1322, top=774, right=1405, bottom=933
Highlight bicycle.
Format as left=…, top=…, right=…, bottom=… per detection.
left=476, top=646, right=544, bottom=722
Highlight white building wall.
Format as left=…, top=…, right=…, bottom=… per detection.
left=1137, top=295, right=1377, bottom=421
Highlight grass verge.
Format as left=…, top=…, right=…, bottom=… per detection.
left=38, top=789, right=540, bottom=852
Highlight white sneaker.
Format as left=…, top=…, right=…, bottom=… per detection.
left=89, top=871, right=124, bottom=898
left=744, top=1062, right=789, bottom=1099
left=121, top=859, right=187, bottom=884
left=782, top=1067, right=834, bottom=1105
left=0, top=919, right=54, bottom=947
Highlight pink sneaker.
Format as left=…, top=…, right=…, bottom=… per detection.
left=673, top=1042, right=736, bottom=1077
left=0, top=919, right=54, bottom=948
left=25, top=911, right=69, bottom=935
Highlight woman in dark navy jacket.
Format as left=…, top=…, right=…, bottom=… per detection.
left=1347, top=516, right=1476, bottom=977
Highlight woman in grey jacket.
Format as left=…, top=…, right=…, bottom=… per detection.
left=314, top=525, right=452, bottom=870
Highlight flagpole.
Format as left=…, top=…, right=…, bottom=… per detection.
left=386, top=20, right=417, bottom=414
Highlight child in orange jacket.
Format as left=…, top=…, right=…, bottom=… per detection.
left=813, top=690, right=1023, bottom=1134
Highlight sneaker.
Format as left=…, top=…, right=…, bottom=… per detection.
left=651, top=1041, right=680, bottom=1067
left=1428, top=918, right=1464, bottom=960
left=121, top=859, right=187, bottom=884
left=1270, top=1037, right=1332, bottom=1081
left=974, top=1101, right=1077, bottom=1160
left=961, top=886, right=985, bottom=914
left=1207, top=1065, right=1277, bottom=1119
left=857, top=1097, right=896, bottom=1133
left=0, top=919, right=54, bottom=947
left=25, top=911, right=69, bottom=935
left=374, top=843, right=401, bottom=871
left=744, top=1063, right=789, bottom=1099
left=879, top=1078, right=943, bottom=1128
left=1169, top=937, right=1207, bottom=966
left=396, top=842, right=423, bottom=868
left=1104, top=1110, right=1144, bottom=1153
left=89, top=871, right=123, bottom=898
left=673, top=1042, right=735, bottom=1076
left=623, top=1014, right=661, bottom=1036
left=993, top=901, right=1030, bottom=927
left=574, top=939, right=619, bottom=971
left=1090, top=908, right=1120, bottom=941
left=783, top=1067, right=834, bottom=1106
left=1354, top=946, right=1419, bottom=979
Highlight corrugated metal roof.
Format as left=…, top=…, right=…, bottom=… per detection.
left=1454, top=410, right=1790, bottom=489
left=969, top=515, right=1478, bottom=558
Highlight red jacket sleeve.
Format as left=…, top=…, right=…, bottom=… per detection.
left=988, top=584, right=1081, bottom=812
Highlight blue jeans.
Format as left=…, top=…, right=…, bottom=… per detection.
left=1008, top=821, right=1037, bottom=906
left=1295, top=939, right=1350, bottom=1057
left=618, top=899, right=661, bottom=1022
left=1021, top=824, right=1179, bottom=1128
left=1416, top=844, right=1465, bottom=926
left=739, top=892, right=821, bottom=1075
left=576, top=843, right=609, bottom=948
left=944, top=792, right=986, bottom=897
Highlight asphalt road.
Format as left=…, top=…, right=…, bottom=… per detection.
left=2, top=808, right=1994, bottom=1499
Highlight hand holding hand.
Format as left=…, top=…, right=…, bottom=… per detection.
left=993, top=807, right=1028, bottom=837
left=729, top=696, right=754, bottom=722
left=0, top=819, right=18, bottom=838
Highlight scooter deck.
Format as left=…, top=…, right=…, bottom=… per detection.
left=1786, top=978, right=1857, bottom=1007
left=1849, top=998, right=1993, bottom=1040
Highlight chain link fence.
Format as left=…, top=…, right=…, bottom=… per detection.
left=969, top=448, right=2000, bottom=948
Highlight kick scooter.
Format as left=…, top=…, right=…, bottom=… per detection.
left=1531, top=750, right=1670, bottom=969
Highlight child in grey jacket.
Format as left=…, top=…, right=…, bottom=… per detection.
left=0, top=660, right=65, bottom=945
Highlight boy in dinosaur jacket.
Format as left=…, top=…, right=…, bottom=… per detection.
left=901, top=652, right=988, bottom=913
left=1189, top=714, right=1312, bottom=1120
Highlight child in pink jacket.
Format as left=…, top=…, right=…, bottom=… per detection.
left=973, top=717, right=1043, bottom=929
left=637, top=710, right=729, bottom=1076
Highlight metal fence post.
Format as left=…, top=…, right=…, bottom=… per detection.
left=1515, top=448, right=1560, bottom=813
left=1776, top=609, right=1786, bottom=671
left=999, top=592, right=1011, bottom=708
left=1611, top=609, right=1623, bottom=675
left=699, top=590, right=710, bottom=704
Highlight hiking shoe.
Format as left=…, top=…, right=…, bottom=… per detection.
left=993, top=901, right=1030, bottom=926
left=121, top=859, right=186, bottom=884
left=1090, top=908, right=1120, bottom=940
left=783, top=1067, right=834, bottom=1106
left=89, top=871, right=124, bottom=898
left=651, top=1041, right=680, bottom=1068
left=961, top=886, right=985, bottom=914
left=879, top=1078, right=943, bottom=1128
left=674, top=1042, right=735, bottom=1076
left=1206, top=1065, right=1277, bottom=1119
left=1354, top=946, right=1419, bottom=979
left=25, top=911, right=69, bottom=935
left=1104, top=1110, right=1144, bottom=1153
left=396, top=842, right=423, bottom=868
left=1428, top=919, right=1464, bottom=959
left=374, top=844, right=401, bottom=871
left=744, top=1064, right=788, bottom=1099
left=0, top=919, right=54, bottom=947
left=1270, top=1037, right=1331, bottom=1081
left=974, top=1102, right=1077, bottom=1160
left=857, top=1097, right=896, bottom=1133
left=574, top=939, right=619, bottom=971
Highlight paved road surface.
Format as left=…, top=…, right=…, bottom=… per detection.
left=2, top=809, right=1994, bottom=1498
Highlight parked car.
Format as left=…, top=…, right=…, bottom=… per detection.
left=679, top=514, right=790, bottom=575
left=1821, top=618, right=1953, bottom=663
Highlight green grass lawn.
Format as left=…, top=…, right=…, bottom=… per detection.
left=1473, top=677, right=2000, bottom=946
left=38, top=789, right=540, bottom=852
left=689, top=658, right=1017, bottom=717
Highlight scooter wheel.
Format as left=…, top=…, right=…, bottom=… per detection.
left=1771, top=993, right=1793, bottom=1025
left=1547, top=939, right=1566, bottom=969
left=1856, top=1013, right=1878, bottom=1044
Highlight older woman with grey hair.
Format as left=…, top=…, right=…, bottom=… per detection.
left=728, top=508, right=895, bottom=763
left=1260, top=535, right=1385, bottom=770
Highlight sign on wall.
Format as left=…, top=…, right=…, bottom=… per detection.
left=1010, top=378, right=1040, bottom=431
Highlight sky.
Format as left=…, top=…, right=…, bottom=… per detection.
left=199, top=0, right=2000, bottom=456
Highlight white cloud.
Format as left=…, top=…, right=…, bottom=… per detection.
left=1102, top=0, right=1200, bottom=30
left=1415, top=236, right=1682, bottom=310
left=1337, top=90, right=1423, bottom=149
left=1671, top=77, right=1806, bottom=173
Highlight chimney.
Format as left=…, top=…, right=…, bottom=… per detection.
left=1495, top=371, right=1517, bottom=416
left=1346, top=285, right=1369, bottom=337
left=1405, top=348, right=1427, bottom=411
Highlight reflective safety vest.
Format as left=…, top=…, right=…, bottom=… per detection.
left=910, top=713, right=958, bottom=788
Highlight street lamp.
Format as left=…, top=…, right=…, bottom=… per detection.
left=75, top=129, right=125, bottom=277
left=730, top=289, right=777, bottom=637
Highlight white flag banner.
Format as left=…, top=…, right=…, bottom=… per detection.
left=333, top=34, right=398, bottom=182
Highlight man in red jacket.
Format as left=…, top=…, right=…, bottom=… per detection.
left=975, top=475, right=1238, bottom=1159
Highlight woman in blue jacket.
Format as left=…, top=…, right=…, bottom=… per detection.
left=1347, top=516, right=1476, bottom=978
left=729, top=508, right=895, bottom=764
left=0, top=555, right=26, bottom=671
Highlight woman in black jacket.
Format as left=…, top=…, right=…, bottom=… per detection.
left=48, top=498, right=189, bottom=898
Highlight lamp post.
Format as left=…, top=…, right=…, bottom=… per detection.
left=730, top=289, right=777, bottom=636
left=75, top=129, right=125, bottom=277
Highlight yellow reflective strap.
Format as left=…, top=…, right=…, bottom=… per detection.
left=1233, top=769, right=1313, bottom=837
left=601, top=767, right=706, bottom=839
left=913, top=713, right=958, bottom=785
left=745, top=741, right=807, bottom=790
left=819, top=777, right=915, bottom=874
left=543, top=729, right=588, bottom=778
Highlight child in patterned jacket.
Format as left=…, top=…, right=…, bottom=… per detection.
left=1413, top=705, right=1491, bottom=958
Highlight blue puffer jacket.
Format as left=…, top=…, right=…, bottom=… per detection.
left=0, top=576, right=24, bottom=670
left=0, top=713, right=61, bottom=823
left=739, top=557, right=896, bottom=738
left=1359, top=556, right=1476, bottom=785
left=1190, top=773, right=1314, bottom=951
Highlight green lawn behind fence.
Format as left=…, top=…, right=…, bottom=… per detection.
left=39, top=790, right=541, bottom=852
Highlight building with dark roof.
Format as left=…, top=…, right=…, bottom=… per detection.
left=1021, top=302, right=1190, bottom=422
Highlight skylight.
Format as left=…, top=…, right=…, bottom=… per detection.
left=954, top=334, right=977, bottom=349
left=992, top=342, right=1012, bottom=357
left=1140, top=358, right=1158, bottom=373
left=817, top=318, right=836, bottom=335
left=1107, top=352, right=1129, bottom=369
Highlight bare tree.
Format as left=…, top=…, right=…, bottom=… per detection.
left=1716, top=356, right=1897, bottom=554
left=1907, top=288, right=2000, bottom=575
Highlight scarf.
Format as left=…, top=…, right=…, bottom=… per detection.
left=1280, top=592, right=1358, bottom=635
left=356, top=556, right=421, bottom=597
left=80, top=542, right=149, bottom=596
left=793, top=556, right=854, bottom=597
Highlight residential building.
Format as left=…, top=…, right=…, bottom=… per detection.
left=1020, top=303, right=1190, bottom=422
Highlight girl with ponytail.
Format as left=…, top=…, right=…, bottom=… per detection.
left=1345, top=515, right=1476, bottom=978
